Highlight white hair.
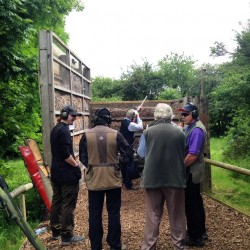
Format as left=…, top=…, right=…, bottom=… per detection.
left=154, top=103, right=174, bottom=120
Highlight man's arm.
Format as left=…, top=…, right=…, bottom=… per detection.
left=79, top=133, right=89, bottom=167
left=128, top=111, right=143, bottom=131
left=184, top=153, right=198, bottom=167
left=137, top=133, right=146, bottom=158
left=60, top=127, right=79, bottom=167
left=185, top=128, right=205, bottom=167
left=117, top=132, right=132, bottom=164
left=65, top=155, right=79, bottom=167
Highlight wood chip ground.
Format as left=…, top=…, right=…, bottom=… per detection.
left=21, top=179, right=250, bottom=250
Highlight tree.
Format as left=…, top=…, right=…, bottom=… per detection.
left=91, top=76, right=123, bottom=101
left=157, top=53, right=197, bottom=96
left=157, top=87, right=181, bottom=100
left=120, top=60, right=164, bottom=100
left=0, top=0, right=84, bottom=158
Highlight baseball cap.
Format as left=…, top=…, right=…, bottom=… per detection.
left=95, top=108, right=111, bottom=118
left=178, top=102, right=198, bottom=113
left=63, top=105, right=81, bottom=116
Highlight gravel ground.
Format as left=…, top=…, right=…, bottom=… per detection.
left=22, top=179, right=250, bottom=250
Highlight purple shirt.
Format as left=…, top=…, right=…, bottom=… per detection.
left=186, top=123, right=205, bottom=155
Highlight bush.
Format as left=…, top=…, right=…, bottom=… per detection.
left=223, top=113, right=250, bottom=158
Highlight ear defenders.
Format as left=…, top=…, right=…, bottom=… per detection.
left=187, top=102, right=199, bottom=119
left=95, top=108, right=112, bottom=124
left=60, top=106, right=70, bottom=119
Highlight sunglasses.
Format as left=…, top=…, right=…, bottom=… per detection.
left=181, top=113, right=190, bottom=117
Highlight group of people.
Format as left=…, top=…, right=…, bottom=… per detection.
left=49, top=102, right=208, bottom=250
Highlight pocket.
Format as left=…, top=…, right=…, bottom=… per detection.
left=73, top=166, right=82, bottom=181
left=84, top=167, right=93, bottom=182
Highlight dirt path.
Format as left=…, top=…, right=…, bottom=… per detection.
left=22, top=179, right=250, bottom=250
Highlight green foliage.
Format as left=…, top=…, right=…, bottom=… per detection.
left=0, top=0, right=84, bottom=159
left=157, top=53, right=197, bottom=96
left=234, top=22, right=250, bottom=64
left=210, top=137, right=250, bottom=215
left=0, top=159, right=42, bottom=250
left=121, top=60, right=164, bottom=100
left=91, top=76, right=123, bottom=101
left=209, top=64, right=250, bottom=137
left=210, top=41, right=230, bottom=57
left=224, top=113, right=250, bottom=159
left=157, top=87, right=181, bottom=100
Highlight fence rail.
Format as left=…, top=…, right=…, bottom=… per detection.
left=205, top=158, right=250, bottom=176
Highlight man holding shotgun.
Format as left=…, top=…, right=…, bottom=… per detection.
left=119, top=99, right=145, bottom=190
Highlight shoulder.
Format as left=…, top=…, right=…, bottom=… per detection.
left=55, top=122, right=69, bottom=134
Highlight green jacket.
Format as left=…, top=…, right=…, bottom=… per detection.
left=141, top=120, right=186, bottom=189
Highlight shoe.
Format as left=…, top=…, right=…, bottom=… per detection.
left=186, top=237, right=205, bottom=247
left=110, top=244, right=127, bottom=250
left=202, top=232, right=208, bottom=240
left=62, top=235, right=85, bottom=246
left=52, top=235, right=60, bottom=240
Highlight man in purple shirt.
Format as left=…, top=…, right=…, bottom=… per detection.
left=178, top=103, right=208, bottom=247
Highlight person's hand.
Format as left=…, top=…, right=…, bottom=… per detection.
left=177, top=122, right=184, bottom=127
left=134, top=110, right=139, bottom=117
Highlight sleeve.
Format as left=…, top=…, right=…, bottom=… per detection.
left=128, top=117, right=143, bottom=131
left=117, top=132, right=132, bottom=164
left=79, top=133, right=89, bottom=168
left=187, top=128, right=205, bottom=155
left=137, top=133, right=147, bottom=158
left=59, top=127, right=71, bottom=159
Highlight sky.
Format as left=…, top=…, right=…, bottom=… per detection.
left=65, top=0, right=250, bottom=79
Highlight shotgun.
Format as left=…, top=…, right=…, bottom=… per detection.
left=137, top=95, right=148, bottom=111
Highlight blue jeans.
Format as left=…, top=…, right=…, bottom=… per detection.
left=88, top=188, right=122, bottom=250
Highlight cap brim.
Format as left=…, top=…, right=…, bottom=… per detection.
left=177, top=108, right=188, bottom=112
left=70, top=112, right=81, bottom=116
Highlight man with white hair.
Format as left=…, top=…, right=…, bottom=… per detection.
left=138, top=103, right=187, bottom=250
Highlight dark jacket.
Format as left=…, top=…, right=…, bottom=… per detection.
left=120, top=119, right=134, bottom=146
left=50, top=122, right=81, bottom=185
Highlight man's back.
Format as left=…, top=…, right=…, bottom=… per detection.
left=142, top=121, right=186, bottom=188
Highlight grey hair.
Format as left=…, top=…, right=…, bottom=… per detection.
left=154, top=103, right=174, bottom=120
left=126, top=109, right=135, bottom=119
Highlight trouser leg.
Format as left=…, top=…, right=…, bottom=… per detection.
left=60, top=184, right=79, bottom=239
left=141, top=188, right=164, bottom=250
left=185, top=175, right=205, bottom=239
left=125, top=153, right=134, bottom=188
left=164, top=188, right=186, bottom=250
left=106, top=188, right=122, bottom=250
left=89, top=190, right=105, bottom=250
left=50, top=183, right=62, bottom=237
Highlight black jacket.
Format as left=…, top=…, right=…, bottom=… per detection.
left=50, top=122, right=81, bottom=185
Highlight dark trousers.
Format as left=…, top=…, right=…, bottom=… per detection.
left=88, top=188, right=122, bottom=250
left=185, top=174, right=206, bottom=239
left=50, top=182, right=79, bottom=240
left=121, top=152, right=134, bottom=188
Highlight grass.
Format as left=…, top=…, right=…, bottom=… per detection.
left=0, top=159, right=40, bottom=250
left=209, top=137, right=250, bottom=216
